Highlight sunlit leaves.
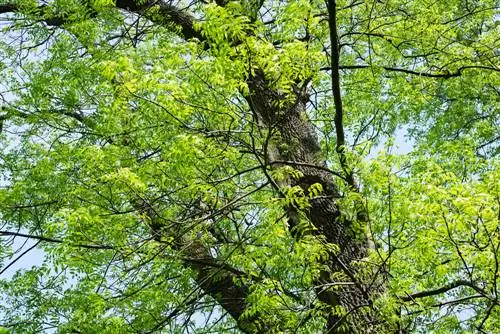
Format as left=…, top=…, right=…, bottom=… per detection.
left=0, top=0, right=497, bottom=332
left=360, top=143, right=499, bottom=331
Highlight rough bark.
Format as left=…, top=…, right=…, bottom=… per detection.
left=247, top=70, right=380, bottom=333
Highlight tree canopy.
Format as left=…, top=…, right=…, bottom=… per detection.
left=0, top=0, right=498, bottom=332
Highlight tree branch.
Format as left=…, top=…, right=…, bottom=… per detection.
left=269, top=160, right=347, bottom=181
left=0, top=240, right=41, bottom=276
left=0, top=230, right=114, bottom=250
left=401, top=280, right=487, bottom=302
left=0, top=0, right=203, bottom=42
left=114, top=0, right=202, bottom=41
left=320, top=64, right=500, bottom=78
left=326, top=0, right=355, bottom=188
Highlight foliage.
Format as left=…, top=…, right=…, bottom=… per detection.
left=0, top=0, right=498, bottom=333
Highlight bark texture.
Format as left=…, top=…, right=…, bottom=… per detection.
left=247, top=70, right=380, bottom=333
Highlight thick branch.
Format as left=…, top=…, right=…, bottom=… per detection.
left=114, top=0, right=202, bottom=41
left=133, top=195, right=268, bottom=332
left=0, top=0, right=203, bottom=42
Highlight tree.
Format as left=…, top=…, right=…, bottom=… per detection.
left=0, top=0, right=497, bottom=332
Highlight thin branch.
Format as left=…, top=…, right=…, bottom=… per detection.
left=0, top=240, right=41, bottom=275
left=269, top=160, right=347, bottom=181
left=320, top=64, right=500, bottom=78
left=405, top=294, right=484, bottom=315
left=0, top=230, right=114, bottom=250
left=326, top=0, right=355, bottom=188
left=401, top=280, right=487, bottom=302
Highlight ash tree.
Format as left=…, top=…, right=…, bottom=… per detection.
left=0, top=0, right=498, bottom=332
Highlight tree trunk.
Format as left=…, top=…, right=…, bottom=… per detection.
left=247, top=70, right=381, bottom=333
